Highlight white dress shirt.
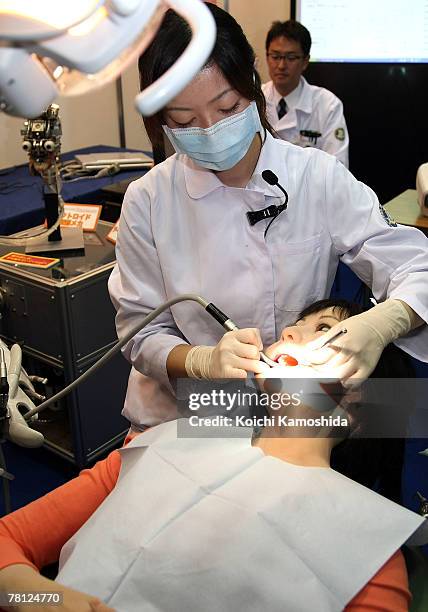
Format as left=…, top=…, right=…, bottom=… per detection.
left=262, top=77, right=349, bottom=167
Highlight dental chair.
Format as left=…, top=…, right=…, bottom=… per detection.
left=404, top=545, right=428, bottom=611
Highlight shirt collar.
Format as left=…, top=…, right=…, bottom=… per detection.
left=285, top=78, right=304, bottom=109
left=269, top=82, right=282, bottom=107
left=271, top=77, right=313, bottom=114
left=183, top=155, right=223, bottom=199
left=183, top=130, right=286, bottom=200
left=295, top=77, right=313, bottom=113
left=247, top=131, right=287, bottom=198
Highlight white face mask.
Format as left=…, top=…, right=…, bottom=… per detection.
left=162, top=101, right=262, bottom=171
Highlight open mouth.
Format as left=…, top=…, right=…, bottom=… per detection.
left=276, top=354, right=299, bottom=367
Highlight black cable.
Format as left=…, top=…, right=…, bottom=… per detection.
left=0, top=442, right=12, bottom=515
left=24, top=294, right=210, bottom=420
left=23, top=294, right=249, bottom=421
left=261, top=170, right=289, bottom=238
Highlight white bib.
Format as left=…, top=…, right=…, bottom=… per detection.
left=57, top=420, right=428, bottom=611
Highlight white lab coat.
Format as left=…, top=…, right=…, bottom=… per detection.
left=262, top=77, right=349, bottom=167
left=108, top=132, right=428, bottom=428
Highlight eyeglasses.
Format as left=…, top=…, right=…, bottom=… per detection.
left=267, top=53, right=305, bottom=63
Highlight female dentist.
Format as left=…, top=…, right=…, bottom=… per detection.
left=108, top=4, right=428, bottom=429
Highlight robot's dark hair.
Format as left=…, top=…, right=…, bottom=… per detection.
left=297, top=298, right=362, bottom=322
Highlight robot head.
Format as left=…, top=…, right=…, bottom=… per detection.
left=21, top=104, right=62, bottom=173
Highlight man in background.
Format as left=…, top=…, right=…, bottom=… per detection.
left=262, top=20, right=349, bottom=167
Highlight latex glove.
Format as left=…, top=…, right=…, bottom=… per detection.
left=303, top=300, right=412, bottom=387
left=185, top=328, right=270, bottom=379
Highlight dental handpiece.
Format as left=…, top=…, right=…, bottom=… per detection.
left=259, top=352, right=278, bottom=368
left=202, top=303, right=277, bottom=368
left=203, top=302, right=346, bottom=369
left=225, top=320, right=277, bottom=368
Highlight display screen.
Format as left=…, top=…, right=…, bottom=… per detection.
left=296, top=0, right=428, bottom=62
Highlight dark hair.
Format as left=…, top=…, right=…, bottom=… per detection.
left=139, top=3, right=273, bottom=147
left=297, top=298, right=363, bottom=322
left=265, top=20, right=311, bottom=56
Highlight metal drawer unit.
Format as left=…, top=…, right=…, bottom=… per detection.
left=0, top=222, right=130, bottom=467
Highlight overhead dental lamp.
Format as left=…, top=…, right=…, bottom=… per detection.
left=0, top=0, right=216, bottom=118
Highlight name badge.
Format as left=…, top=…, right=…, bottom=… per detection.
left=299, top=130, right=322, bottom=146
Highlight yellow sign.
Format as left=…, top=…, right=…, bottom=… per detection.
left=61, top=203, right=102, bottom=232
left=0, top=252, right=60, bottom=269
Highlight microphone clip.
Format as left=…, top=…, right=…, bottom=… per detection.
left=246, top=204, right=286, bottom=227
left=247, top=204, right=280, bottom=225
left=247, top=169, right=289, bottom=235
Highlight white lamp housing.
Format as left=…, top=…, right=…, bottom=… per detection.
left=0, top=0, right=216, bottom=118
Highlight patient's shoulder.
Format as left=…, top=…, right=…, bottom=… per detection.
left=346, top=550, right=410, bottom=611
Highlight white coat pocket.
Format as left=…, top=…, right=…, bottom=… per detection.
left=271, top=233, right=322, bottom=312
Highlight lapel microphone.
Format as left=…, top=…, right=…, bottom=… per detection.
left=246, top=170, right=289, bottom=227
